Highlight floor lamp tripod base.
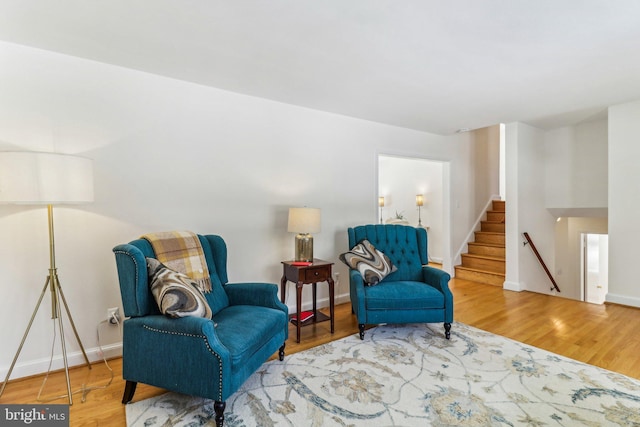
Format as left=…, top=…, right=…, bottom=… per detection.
left=0, top=206, right=91, bottom=405
left=0, top=271, right=91, bottom=405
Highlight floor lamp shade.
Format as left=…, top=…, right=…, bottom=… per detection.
left=288, top=207, right=321, bottom=262
left=0, top=152, right=94, bottom=204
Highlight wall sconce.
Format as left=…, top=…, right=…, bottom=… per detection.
left=416, top=194, right=424, bottom=227
left=287, top=207, right=321, bottom=261
left=378, top=196, right=385, bottom=224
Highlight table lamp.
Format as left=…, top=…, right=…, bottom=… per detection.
left=0, top=151, right=94, bottom=405
left=378, top=196, right=385, bottom=224
left=287, top=207, right=321, bottom=262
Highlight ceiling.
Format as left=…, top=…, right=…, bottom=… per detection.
left=1, top=1, right=639, bottom=135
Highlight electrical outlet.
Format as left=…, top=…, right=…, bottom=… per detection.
left=107, top=307, right=120, bottom=325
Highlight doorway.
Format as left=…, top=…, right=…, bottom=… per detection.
left=377, top=154, right=451, bottom=272
left=582, top=233, right=609, bottom=304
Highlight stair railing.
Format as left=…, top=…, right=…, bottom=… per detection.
left=522, top=232, right=561, bottom=293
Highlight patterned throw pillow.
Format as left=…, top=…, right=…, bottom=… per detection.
left=339, top=239, right=397, bottom=285
left=146, top=258, right=213, bottom=319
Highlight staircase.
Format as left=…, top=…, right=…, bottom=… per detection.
left=454, top=200, right=505, bottom=286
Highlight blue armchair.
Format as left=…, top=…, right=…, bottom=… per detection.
left=347, top=224, right=453, bottom=340
left=113, top=234, right=288, bottom=427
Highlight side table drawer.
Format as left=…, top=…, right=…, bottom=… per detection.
left=304, top=267, right=328, bottom=282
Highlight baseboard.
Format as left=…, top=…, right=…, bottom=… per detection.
left=0, top=342, right=123, bottom=381
left=289, top=292, right=351, bottom=313
left=503, top=281, right=523, bottom=292
left=334, top=293, right=351, bottom=306
left=605, top=293, right=640, bottom=309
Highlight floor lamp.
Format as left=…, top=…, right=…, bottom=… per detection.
left=0, top=151, right=94, bottom=405
left=416, top=194, right=424, bottom=227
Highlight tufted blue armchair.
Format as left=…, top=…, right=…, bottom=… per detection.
left=347, top=224, right=453, bottom=340
left=113, top=234, right=288, bottom=427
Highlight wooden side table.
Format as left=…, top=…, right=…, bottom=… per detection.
left=280, top=259, right=335, bottom=343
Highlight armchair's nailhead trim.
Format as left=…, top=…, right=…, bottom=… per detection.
left=141, top=324, right=224, bottom=400
left=114, top=250, right=141, bottom=314
left=142, top=324, right=205, bottom=339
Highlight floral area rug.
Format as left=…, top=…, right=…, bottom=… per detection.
left=125, top=322, right=640, bottom=426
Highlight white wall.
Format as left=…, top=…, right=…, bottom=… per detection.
left=504, top=123, right=521, bottom=291
left=572, top=120, right=608, bottom=207
left=0, top=41, right=483, bottom=378
left=471, top=125, right=501, bottom=213
left=505, top=122, right=557, bottom=294
left=378, top=155, right=444, bottom=261
left=544, top=127, right=574, bottom=207
left=545, top=119, right=608, bottom=210
left=608, top=99, right=640, bottom=307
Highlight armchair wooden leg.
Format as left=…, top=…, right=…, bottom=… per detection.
left=358, top=324, right=365, bottom=340
left=214, top=401, right=226, bottom=427
left=122, top=380, right=137, bottom=404
left=444, top=323, right=451, bottom=340
left=279, top=343, right=286, bottom=361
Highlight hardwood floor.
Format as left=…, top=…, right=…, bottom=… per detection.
left=2, top=277, right=640, bottom=426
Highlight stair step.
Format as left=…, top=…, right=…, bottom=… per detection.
left=474, top=231, right=505, bottom=245
left=480, top=221, right=505, bottom=233
left=486, top=210, right=505, bottom=222
left=454, top=266, right=505, bottom=287
left=492, top=200, right=505, bottom=212
left=461, top=253, right=505, bottom=273
left=468, top=242, right=505, bottom=257
left=454, top=200, right=506, bottom=287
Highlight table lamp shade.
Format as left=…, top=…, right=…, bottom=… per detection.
left=0, top=152, right=93, bottom=204
left=288, top=207, right=320, bottom=262
left=287, top=207, right=321, bottom=234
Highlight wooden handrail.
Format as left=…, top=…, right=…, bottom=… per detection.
left=523, top=232, right=561, bottom=293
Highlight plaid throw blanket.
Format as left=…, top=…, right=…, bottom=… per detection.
left=142, top=231, right=212, bottom=293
